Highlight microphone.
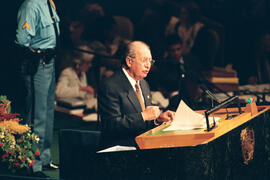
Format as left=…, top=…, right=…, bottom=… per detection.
left=200, top=84, right=235, bottom=120
left=200, top=84, right=220, bottom=103
left=200, top=84, right=241, bottom=120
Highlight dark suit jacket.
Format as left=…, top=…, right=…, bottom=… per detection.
left=98, top=69, right=155, bottom=148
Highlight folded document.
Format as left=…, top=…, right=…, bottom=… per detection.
left=97, top=145, right=136, bottom=153
left=164, top=100, right=219, bottom=131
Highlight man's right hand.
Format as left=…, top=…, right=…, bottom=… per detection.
left=142, top=106, right=161, bottom=121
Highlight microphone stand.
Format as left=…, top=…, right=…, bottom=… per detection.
left=204, top=95, right=241, bottom=131
left=199, top=84, right=219, bottom=129
left=199, top=77, right=242, bottom=119
left=200, top=84, right=220, bottom=104
left=186, top=70, right=242, bottom=131
left=200, top=83, right=241, bottom=126
left=186, top=69, right=232, bottom=99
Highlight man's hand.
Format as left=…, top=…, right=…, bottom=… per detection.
left=79, top=86, right=95, bottom=94
left=142, top=106, right=161, bottom=121
left=157, top=110, right=175, bottom=123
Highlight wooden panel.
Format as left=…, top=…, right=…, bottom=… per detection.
left=136, top=126, right=215, bottom=149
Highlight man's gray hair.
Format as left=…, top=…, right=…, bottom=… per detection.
left=121, top=41, right=150, bottom=67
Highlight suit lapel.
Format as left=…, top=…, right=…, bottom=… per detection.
left=118, top=70, right=143, bottom=111
left=127, top=89, right=143, bottom=111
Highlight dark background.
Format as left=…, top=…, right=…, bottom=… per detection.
left=1, top=0, right=270, bottom=103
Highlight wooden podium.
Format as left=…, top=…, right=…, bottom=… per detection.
left=136, top=105, right=267, bottom=150
left=58, top=105, right=270, bottom=180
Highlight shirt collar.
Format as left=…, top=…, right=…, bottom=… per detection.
left=170, top=91, right=179, bottom=98
left=122, top=67, right=138, bottom=91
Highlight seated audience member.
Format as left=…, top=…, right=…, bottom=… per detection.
left=165, top=1, right=223, bottom=70
left=55, top=44, right=97, bottom=111
left=87, top=15, right=130, bottom=82
left=136, top=0, right=174, bottom=60
left=56, top=15, right=87, bottom=76
left=68, top=17, right=86, bottom=47
left=165, top=1, right=204, bottom=55
left=157, top=34, right=203, bottom=109
left=80, top=2, right=105, bottom=44
left=157, top=60, right=182, bottom=111
left=80, top=4, right=133, bottom=87
left=98, top=41, right=175, bottom=148
left=163, top=34, right=202, bottom=75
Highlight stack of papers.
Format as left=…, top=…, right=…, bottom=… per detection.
left=164, top=100, right=219, bottom=131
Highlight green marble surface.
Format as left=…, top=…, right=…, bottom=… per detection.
left=89, top=110, right=270, bottom=179
left=147, top=124, right=205, bottom=136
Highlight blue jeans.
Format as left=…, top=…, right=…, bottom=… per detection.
left=21, top=59, right=55, bottom=172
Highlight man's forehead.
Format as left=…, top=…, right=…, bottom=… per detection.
left=134, top=45, right=151, bottom=57
left=138, top=46, right=151, bottom=55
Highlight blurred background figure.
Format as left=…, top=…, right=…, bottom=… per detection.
left=60, top=2, right=132, bottom=92
left=56, top=12, right=87, bottom=81
left=55, top=44, right=97, bottom=111
left=247, top=32, right=270, bottom=85
left=156, top=60, right=182, bottom=111
left=165, top=0, right=224, bottom=70
left=80, top=3, right=105, bottom=44
left=68, top=17, right=85, bottom=47
left=149, top=34, right=204, bottom=110
left=165, top=0, right=204, bottom=55
left=136, top=0, right=173, bottom=60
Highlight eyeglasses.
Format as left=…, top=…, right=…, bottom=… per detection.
left=129, top=56, right=155, bottom=66
left=141, top=58, right=155, bottom=65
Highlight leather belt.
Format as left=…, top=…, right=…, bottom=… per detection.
left=29, top=47, right=56, bottom=64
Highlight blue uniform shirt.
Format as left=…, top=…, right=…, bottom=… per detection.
left=15, top=0, right=60, bottom=50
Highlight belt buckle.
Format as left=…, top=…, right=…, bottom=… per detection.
left=37, top=49, right=42, bottom=54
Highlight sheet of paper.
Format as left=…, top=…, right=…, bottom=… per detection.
left=97, top=145, right=136, bottom=153
left=163, top=100, right=219, bottom=131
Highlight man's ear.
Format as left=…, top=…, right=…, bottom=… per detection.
left=126, top=57, right=132, bottom=68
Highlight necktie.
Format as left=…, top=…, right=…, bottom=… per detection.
left=135, top=81, right=145, bottom=111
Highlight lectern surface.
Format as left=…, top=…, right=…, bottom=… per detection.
left=136, top=106, right=270, bottom=149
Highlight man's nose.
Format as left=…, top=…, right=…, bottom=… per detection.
left=144, top=61, right=151, bottom=68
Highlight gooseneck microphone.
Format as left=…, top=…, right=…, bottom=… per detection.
left=200, top=84, right=220, bottom=103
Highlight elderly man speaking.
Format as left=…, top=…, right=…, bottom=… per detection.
left=98, top=41, right=175, bottom=148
